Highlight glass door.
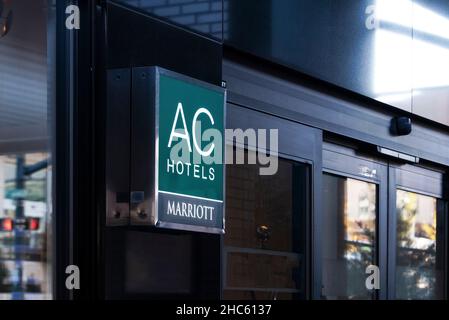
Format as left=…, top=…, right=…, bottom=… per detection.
left=322, top=174, right=378, bottom=299
left=389, top=164, right=447, bottom=300
left=321, top=142, right=447, bottom=300
left=321, top=142, right=388, bottom=300
left=223, top=104, right=323, bottom=300
left=223, top=148, right=309, bottom=300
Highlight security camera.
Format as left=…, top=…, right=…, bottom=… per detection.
left=390, top=116, right=412, bottom=136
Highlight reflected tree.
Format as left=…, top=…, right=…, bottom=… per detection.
left=396, top=192, right=437, bottom=299
left=344, top=184, right=377, bottom=299
left=345, top=226, right=376, bottom=299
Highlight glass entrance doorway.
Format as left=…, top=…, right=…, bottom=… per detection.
left=223, top=149, right=309, bottom=299
left=321, top=142, right=447, bottom=300
left=222, top=104, right=322, bottom=300
left=322, top=174, right=378, bottom=299
left=391, top=164, right=446, bottom=300
left=321, top=143, right=388, bottom=300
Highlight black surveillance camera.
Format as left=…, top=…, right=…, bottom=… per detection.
left=390, top=116, right=412, bottom=136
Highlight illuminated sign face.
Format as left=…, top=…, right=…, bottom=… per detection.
left=153, top=69, right=225, bottom=233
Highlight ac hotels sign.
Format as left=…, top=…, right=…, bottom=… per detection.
left=132, top=67, right=225, bottom=234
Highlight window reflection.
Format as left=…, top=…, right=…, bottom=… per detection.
left=395, top=190, right=443, bottom=299
left=322, top=174, right=377, bottom=300
left=374, top=0, right=449, bottom=124
left=0, top=0, right=52, bottom=300
left=0, top=154, right=51, bottom=300
left=224, top=148, right=307, bottom=300
left=223, top=0, right=449, bottom=124
left=372, top=0, right=413, bottom=110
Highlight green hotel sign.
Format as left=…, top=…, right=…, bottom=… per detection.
left=157, top=71, right=225, bottom=233
left=131, top=67, right=225, bottom=234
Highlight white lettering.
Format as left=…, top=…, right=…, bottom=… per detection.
left=167, top=201, right=176, bottom=215
left=166, top=159, right=175, bottom=173
left=196, top=205, right=204, bottom=219
left=168, top=103, right=192, bottom=152
left=192, top=108, right=215, bottom=157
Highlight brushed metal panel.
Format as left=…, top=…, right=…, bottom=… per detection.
left=106, top=68, right=131, bottom=226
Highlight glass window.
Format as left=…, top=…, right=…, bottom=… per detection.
left=223, top=149, right=308, bottom=300
left=322, top=174, right=377, bottom=300
left=115, top=0, right=224, bottom=40
left=0, top=0, right=53, bottom=300
left=411, top=0, right=449, bottom=125
left=395, top=190, right=444, bottom=299
left=225, top=0, right=413, bottom=112
left=225, top=0, right=449, bottom=124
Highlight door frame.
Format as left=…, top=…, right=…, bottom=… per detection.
left=225, top=103, right=323, bottom=299
left=322, top=141, right=448, bottom=300
left=321, top=142, right=389, bottom=300
left=388, top=163, right=447, bottom=299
